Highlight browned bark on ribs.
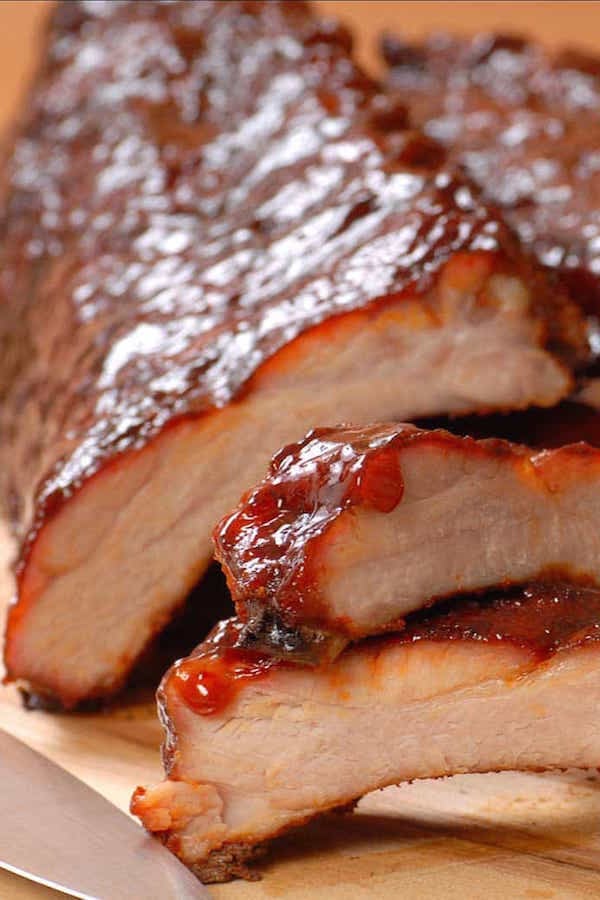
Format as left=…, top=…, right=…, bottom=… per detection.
left=0, top=2, right=586, bottom=705
left=132, top=583, right=600, bottom=882
left=214, top=422, right=600, bottom=656
left=382, top=32, right=600, bottom=321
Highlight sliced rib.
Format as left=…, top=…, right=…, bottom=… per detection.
left=1, top=2, right=585, bottom=706
left=382, top=32, right=600, bottom=319
left=215, top=422, right=600, bottom=654
left=132, top=583, right=600, bottom=882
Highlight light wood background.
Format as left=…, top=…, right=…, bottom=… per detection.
left=2, top=2, right=600, bottom=898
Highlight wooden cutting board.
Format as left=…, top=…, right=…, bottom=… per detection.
left=3, top=3, right=600, bottom=897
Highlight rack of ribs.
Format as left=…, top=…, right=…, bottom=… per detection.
left=1, top=1, right=586, bottom=706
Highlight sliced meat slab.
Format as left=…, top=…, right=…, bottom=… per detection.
left=2, top=2, right=584, bottom=706
left=215, top=422, right=600, bottom=654
left=132, top=583, right=600, bottom=881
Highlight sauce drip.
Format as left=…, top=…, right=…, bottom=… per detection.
left=172, top=619, right=279, bottom=716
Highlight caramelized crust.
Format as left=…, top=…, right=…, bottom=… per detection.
left=383, top=32, right=600, bottom=321
left=1, top=5, right=584, bottom=553
left=215, top=424, right=410, bottom=627
left=398, top=581, right=600, bottom=656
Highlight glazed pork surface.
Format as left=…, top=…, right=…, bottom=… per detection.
left=215, top=422, right=600, bottom=655
left=1, top=1, right=583, bottom=706
left=132, top=583, right=600, bottom=882
left=382, top=32, right=600, bottom=318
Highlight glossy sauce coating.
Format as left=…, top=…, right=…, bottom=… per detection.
left=383, top=33, right=600, bottom=318
left=398, top=581, right=600, bottom=658
left=0, top=2, right=580, bottom=563
left=171, top=582, right=600, bottom=716
left=215, top=424, right=408, bottom=626
left=214, top=423, right=529, bottom=629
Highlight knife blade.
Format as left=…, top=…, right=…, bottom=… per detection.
left=0, top=728, right=208, bottom=899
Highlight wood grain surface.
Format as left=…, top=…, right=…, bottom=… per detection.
left=2, top=3, right=600, bottom=898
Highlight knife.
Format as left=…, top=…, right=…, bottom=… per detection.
left=0, top=729, right=208, bottom=899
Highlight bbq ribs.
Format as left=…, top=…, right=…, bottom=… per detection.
left=1, top=1, right=585, bottom=705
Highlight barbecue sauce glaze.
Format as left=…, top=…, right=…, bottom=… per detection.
left=1, top=1, right=581, bottom=566
left=214, top=423, right=408, bottom=626
left=383, top=32, right=600, bottom=319
left=172, top=582, right=600, bottom=716
left=214, top=423, right=568, bottom=630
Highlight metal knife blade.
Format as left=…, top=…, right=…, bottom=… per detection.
left=0, top=728, right=208, bottom=899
